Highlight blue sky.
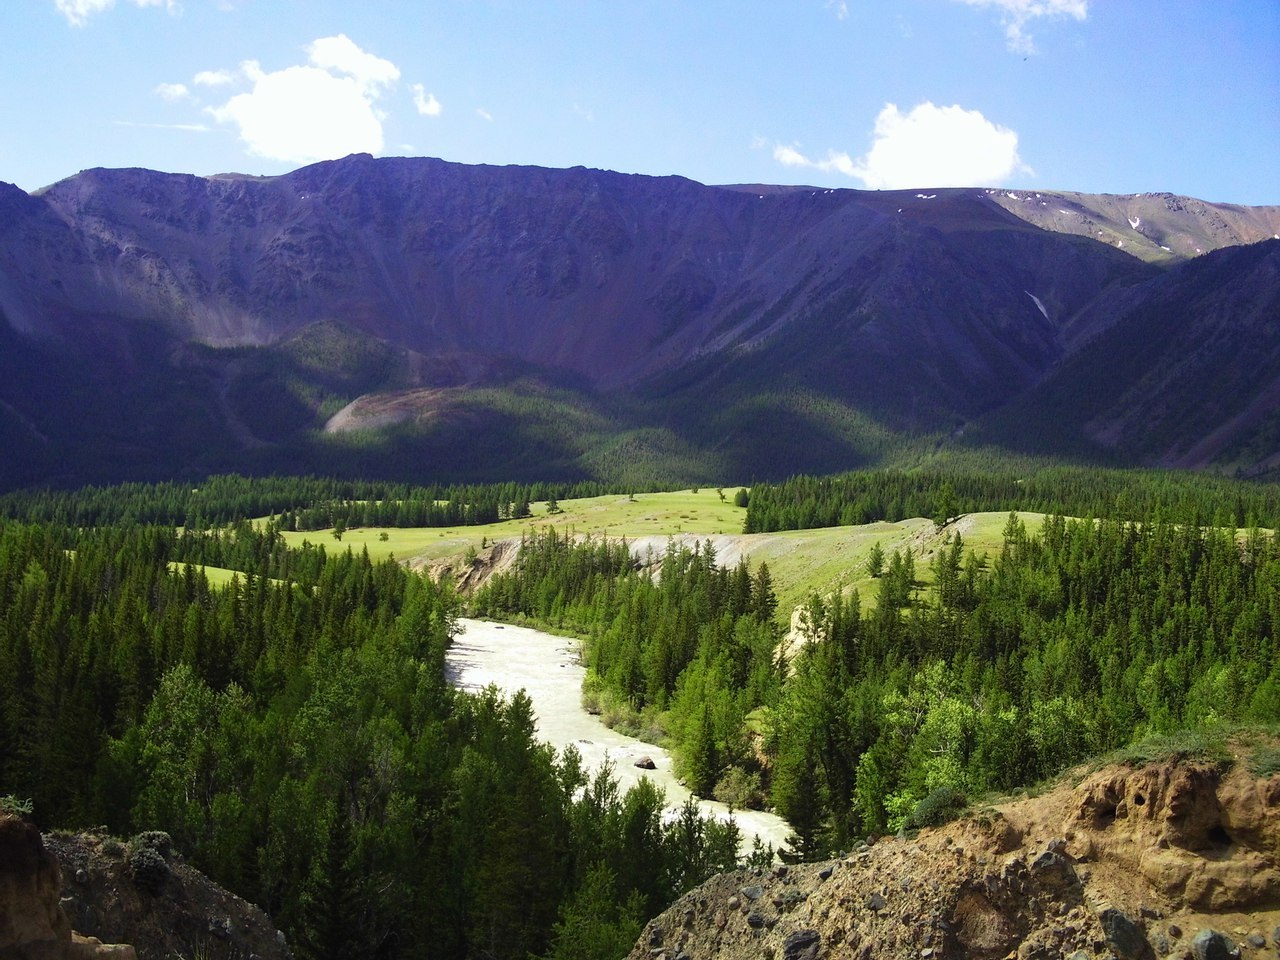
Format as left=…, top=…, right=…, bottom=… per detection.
left=3, top=1, right=1278, bottom=203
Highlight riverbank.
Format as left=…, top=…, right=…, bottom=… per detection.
left=447, top=617, right=792, bottom=853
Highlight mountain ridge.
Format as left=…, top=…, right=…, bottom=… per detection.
left=2, top=154, right=1278, bottom=489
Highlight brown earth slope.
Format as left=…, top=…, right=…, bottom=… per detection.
left=628, top=751, right=1280, bottom=960
left=0, top=813, right=291, bottom=960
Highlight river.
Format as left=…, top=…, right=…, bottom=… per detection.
left=447, top=617, right=793, bottom=854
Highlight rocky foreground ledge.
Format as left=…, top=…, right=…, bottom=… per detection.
left=628, top=755, right=1280, bottom=960
left=0, top=813, right=290, bottom=960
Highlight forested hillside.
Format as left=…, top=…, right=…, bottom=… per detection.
left=4, top=469, right=1280, bottom=955
left=474, top=510, right=1280, bottom=859
left=0, top=518, right=758, bottom=960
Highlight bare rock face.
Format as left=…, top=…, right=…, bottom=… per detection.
left=627, top=756, right=1280, bottom=960
left=1066, top=761, right=1280, bottom=911
left=0, top=812, right=135, bottom=960
left=45, top=829, right=292, bottom=960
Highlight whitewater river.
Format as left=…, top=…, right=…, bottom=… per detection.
left=447, top=618, right=792, bottom=854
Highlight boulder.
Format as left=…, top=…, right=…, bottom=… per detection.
left=0, top=813, right=136, bottom=960
left=1190, top=928, right=1240, bottom=960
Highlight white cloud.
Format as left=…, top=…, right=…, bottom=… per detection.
left=826, top=0, right=849, bottom=20
left=55, top=0, right=175, bottom=27
left=206, top=36, right=401, bottom=164
left=412, top=84, right=442, bottom=117
left=154, top=82, right=189, bottom=102
left=775, top=101, right=1030, bottom=190
left=306, top=34, right=399, bottom=95
left=952, top=0, right=1087, bottom=54
left=476, top=108, right=493, bottom=122
left=193, top=69, right=235, bottom=87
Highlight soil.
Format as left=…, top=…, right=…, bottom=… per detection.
left=627, top=748, right=1280, bottom=960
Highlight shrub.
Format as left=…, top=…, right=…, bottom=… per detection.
left=909, top=786, right=967, bottom=829
left=130, top=830, right=173, bottom=857
left=126, top=846, right=169, bottom=893
left=713, top=766, right=762, bottom=810
left=0, top=795, right=33, bottom=816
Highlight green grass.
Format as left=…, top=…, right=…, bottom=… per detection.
left=1105, top=728, right=1234, bottom=770
left=1250, top=745, right=1280, bottom=777
left=271, top=489, right=1046, bottom=620
left=167, top=562, right=284, bottom=589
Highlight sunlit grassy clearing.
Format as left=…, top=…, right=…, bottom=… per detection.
left=276, top=488, right=753, bottom=562
left=166, top=561, right=285, bottom=589
left=272, top=488, right=1045, bottom=616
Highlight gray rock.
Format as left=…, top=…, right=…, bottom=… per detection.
left=1190, top=929, right=1239, bottom=960
left=866, top=892, right=886, bottom=912
left=740, top=885, right=764, bottom=901
left=726, top=896, right=740, bottom=911
left=1097, top=907, right=1153, bottom=960
left=1273, top=926, right=1280, bottom=948
left=782, top=929, right=821, bottom=960
left=746, top=911, right=766, bottom=929
left=1244, top=934, right=1265, bottom=949
left=818, top=867, right=833, bottom=881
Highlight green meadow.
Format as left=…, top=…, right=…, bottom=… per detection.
left=275, top=488, right=1045, bottom=617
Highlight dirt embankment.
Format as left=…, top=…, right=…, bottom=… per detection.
left=0, top=813, right=291, bottom=960
left=628, top=753, right=1280, bottom=960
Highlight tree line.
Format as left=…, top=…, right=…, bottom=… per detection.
left=0, top=473, right=643, bottom=530
left=743, top=466, right=1280, bottom=533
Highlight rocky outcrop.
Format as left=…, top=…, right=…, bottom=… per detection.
left=44, top=828, right=291, bottom=960
left=628, top=756, right=1280, bottom=960
left=0, top=812, right=135, bottom=960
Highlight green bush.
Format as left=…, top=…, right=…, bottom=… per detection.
left=909, top=786, right=966, bottom=828
left=126, top=845, right=169, bottom=893
left=0, top=795, right=33, bottom=816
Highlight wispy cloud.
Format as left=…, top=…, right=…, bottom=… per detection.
left=826, top=0, right=849, bottom=21
left=951, top=0, right=1087, bottom=54
left=193, top=69, right=235, bottom=87
left=412, top=83, right=442, bottom=117
left=114, top=120, right=209, bottom=132
left=774, top=101, right=1030, bottom=190
left=154, top=82, right=189, bottom=102
left=54, top=0, right=176, bottom=27
left=476, top=108, right=494, bottom=122
left=206, top=35, right=401, bottom=163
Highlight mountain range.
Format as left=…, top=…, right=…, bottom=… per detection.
left=1, top=153, right=1278, bottom=490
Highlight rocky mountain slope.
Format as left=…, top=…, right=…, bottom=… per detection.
left=0, top=812, right=291, bottom=960
left=1, top=155, right=1278, bottom=489
left=628, top=750, right=1280, bottom=960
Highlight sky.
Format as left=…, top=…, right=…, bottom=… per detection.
left=2, top=1, right=1278, bottom=204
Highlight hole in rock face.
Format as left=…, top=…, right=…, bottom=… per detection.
left=1096, top=804, right=1117, bottom=828
left=1206, top=825, right=1231, bottom=847
left=1133, top=793, right=1145, bottom=806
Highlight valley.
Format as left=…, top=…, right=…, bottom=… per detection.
left=2, top=156, right=1279, bottom=960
